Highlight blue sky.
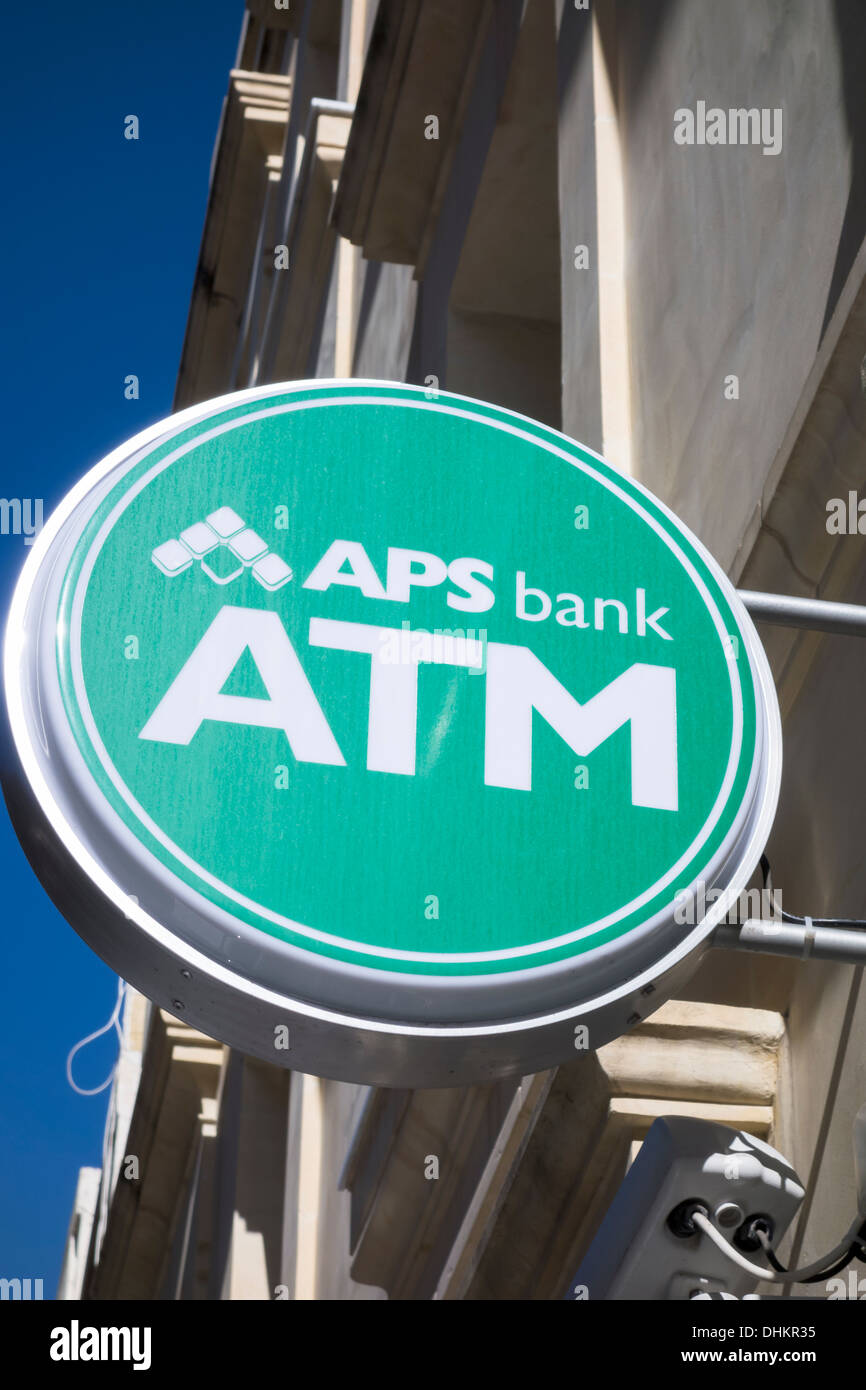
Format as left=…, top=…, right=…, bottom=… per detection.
left=0, top=0, right=242, bottom=1292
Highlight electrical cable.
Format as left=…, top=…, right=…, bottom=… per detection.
left=756, top=1231, right=788, bottom=1274
left=691, top=1211, right=864, bottom=1285
left=721, top=862, right=866, bottom=1286
left=65, top=977, right=127, bottom=1097
left=756, top=1222, right=866, bottom=1283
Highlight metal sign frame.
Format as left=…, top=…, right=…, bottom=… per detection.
left=2, top=380, right=783, bottom=1086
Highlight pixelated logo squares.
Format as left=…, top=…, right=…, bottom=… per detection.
left=151, top=506, right=293, bottom=591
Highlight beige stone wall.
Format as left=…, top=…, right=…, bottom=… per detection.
left=65, top=0, right=866, bottom=1301
left=612, top=0, right=858, bottom=568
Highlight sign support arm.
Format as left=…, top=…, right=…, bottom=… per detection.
left=714, top=918, right=866, bottom=964
left=739, top=590, right=866, bottom=637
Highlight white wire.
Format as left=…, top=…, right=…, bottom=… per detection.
left=692, top=1211, right=860, bottom=1284
left=65, top=977, right=127, bottom=1096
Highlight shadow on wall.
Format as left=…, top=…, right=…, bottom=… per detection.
left=823, top=0, right=866, bottom=335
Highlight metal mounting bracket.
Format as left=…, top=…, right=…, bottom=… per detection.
left=739, top=589, right=866, bottom=637
left=711, top=591, right=866, bottom=960
left=714, top=918, right=866, bottom=965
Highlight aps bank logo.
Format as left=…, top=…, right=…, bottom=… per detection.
left=139, top=526, right=681, bottom=813
left=151, top=504, right=293, bottom=591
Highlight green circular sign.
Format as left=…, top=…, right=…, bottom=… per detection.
left=2, top=381, right=780, bottom=1084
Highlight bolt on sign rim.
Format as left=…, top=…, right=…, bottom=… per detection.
left=1, top=380, right=781, bottom=1086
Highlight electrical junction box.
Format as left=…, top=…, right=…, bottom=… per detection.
left=569, top=1116, right=805, bottom=1300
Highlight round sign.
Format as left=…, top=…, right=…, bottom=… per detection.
left=1, top=380, right=780, bottom=1085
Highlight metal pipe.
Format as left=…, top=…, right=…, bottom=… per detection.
left=738, top=590, right=866, bottom=637
left=714, top=918, right=866, bottom=964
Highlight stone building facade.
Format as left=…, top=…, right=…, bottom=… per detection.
left=61, top=0, right=866, bottom=1299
